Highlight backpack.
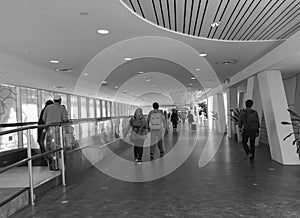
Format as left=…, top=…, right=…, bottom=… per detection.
left=243, top=110, right=259, bottom=130
left=149, top=111, right=163, bottom=130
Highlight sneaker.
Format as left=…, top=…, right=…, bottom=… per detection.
left=150, top=155, right=154, bottom=161
left=244, top=153, right=252, bottom=160
left=137, top=160, right=143, bottom=164
left=134, top=159, right=139, bottom=163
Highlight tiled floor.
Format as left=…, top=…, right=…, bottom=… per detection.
left=11, top=124, right=300, bottom=218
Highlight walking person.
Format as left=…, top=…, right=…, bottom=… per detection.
left=37, top=100, right=53, bottom=165
left=42, top=94, right=69, bottom=170
left=147, top=102, right=167, bottom=160
left=170, top=109, right=179, bottom=130
left=238, top=99, right=260, bottom=160
left=129, top=108, right=148, bottom=164
left=187, top=111, right=194, bottom=129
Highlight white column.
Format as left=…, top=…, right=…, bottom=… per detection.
left=246, top=76, right=262, bottom=145
left=257, top=70, right=299, bottom=165
left=213, top=93, right=226, bottom=133
left=207, top=96, right=214, bottom=129
left=227, top=87, right=238, bottom=137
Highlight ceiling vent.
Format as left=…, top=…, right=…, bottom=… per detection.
left=55, top=68, right=74, bottom=73
left=216, top=59, right=237, bottom=65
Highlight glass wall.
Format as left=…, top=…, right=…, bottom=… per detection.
left=0, top=84, right=18, bottom=152
left=21, top=87, right=38, bottom=148
left=0, top=83, right=134, bottom=152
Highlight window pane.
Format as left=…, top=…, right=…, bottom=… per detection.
left=96, top=99, right=101, bottom=118
left=102, top=100, right=106, bottom=117
left=89, top=98, right=95, bottom=118
left=70, top=96, right=78, bottom=119
left=107, top=101, right=111, bottom=117
left=0, top=84, right=18, bottom=152
left=21, top=87, right=38, bottom=148
left=41, top=90, right=53, bottom=105
left=80, top=97, right=87, bottom=118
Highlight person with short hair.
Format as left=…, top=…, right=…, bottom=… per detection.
left=238, top=99, right=260, bottom=160
left=147, top=102, right=166, bottom=160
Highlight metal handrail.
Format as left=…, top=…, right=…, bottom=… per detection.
left=0, top=116, right=130, bottom=136
left=0, top=148, right=62, bottom=174
left=0, top=116, right=131, bottom=205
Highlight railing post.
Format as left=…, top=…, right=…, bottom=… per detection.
left=59, top=126, right=66, bottom=186
left=26, top=129, right=35, bottom=205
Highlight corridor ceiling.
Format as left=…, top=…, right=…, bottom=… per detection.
left=0, top=0, right=300, bottom=106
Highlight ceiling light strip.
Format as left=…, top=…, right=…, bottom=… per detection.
left=197, top=0, right=209, bottom=37
left=241, top=0, right=272, bottom=40
left=128, top=0, right=136, bottom=13
left=231, top=0, right=257, bottom=40
left=158, top=0, right=166, bottom=28
left=212, top=0, right=230, bottom=39
left=256, top=0, right=295, bottom=40
left=152, top=0, right=160, bottom=26
left=250, top=0, right=287, bottom=40
left=218, top=0, right=241, bottom=39
left=207, top=0, right=224, bottom=38
left=187, top=0, right=195, bottom=35
left=246, top=0, right=282, bottom=40
left=136, top=0, right=145, bottom=18
left=264, top=2, right=300, bottom=40
left=183, top=0, right=187, bottom=34
left=166, top=0, right=172, bottom=29
left=192, top=0, right=202, bottom=36
left=174, top=0, right=177, bottom=31
left=225, top=0, right=248, bottom=40
left=278, top=22, right=300, bottom=40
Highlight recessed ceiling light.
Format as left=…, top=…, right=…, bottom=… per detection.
left=115, top=86, right=119, bottom=89
left=101, top=80, right=107, bottom=84
left=124, top=57, right=132, bottom=61
left=196, top=68, right=200, bottom=71
left=138, top=71, right=144, bottom=74
left=50, top=60, right=59, bottom=64
left=83, top=73, right=88, bottom=76
left=145, top=79, right=150, bottom=82
left=97, top=29, right=110, bottom=35
left=189, top=83, right=193, bottom=86
left=191, top=77, right=196, bottom=80
left=199, top=53, right=207, bottom=57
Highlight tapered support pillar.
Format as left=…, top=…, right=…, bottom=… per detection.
left=213, top=93, right=226, bottom=133
left=227, top=87, right=238, bottom=138
left=257, top=70, right=299, bottom=165
left=207, top=96, right=214, bottom=129
left=246, top=76, right=262, bottom=145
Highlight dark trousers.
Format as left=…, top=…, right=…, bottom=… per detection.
left=150, top=130, right=164, bottom=155
left=133, top=139, right=144, bottom=160
left=242, top=129, right=257, bottom=157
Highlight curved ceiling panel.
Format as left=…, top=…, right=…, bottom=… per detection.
left=76, top=36, right=220, bottom=104
left=121, top=0, right=300, bottom=41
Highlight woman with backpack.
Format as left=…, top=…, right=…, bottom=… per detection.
left=129, top=108, right=148, bottom=164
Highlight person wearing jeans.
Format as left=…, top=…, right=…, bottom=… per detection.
left=238, top=99, right=260, bottom=160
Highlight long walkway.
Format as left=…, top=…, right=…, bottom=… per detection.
left=12, top=124, right=300, bottom=218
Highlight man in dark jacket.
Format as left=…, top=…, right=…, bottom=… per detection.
left=238, top=99, right=260, bottom=160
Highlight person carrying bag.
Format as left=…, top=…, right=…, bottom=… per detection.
left=129, top=108, right=148, bottom=164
